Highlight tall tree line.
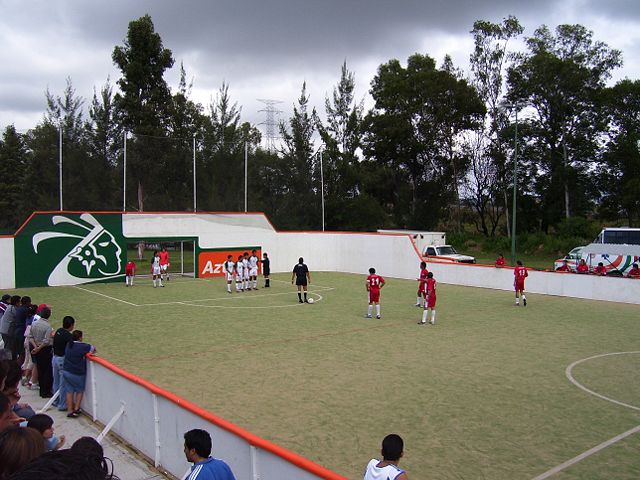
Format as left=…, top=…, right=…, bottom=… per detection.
left=1, top=14, right=638, bottom=234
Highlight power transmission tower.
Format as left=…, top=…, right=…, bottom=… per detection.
left=257, top=99, right=283, bottom=152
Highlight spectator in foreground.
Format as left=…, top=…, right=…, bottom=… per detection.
left=183, top=429, right=236, bottom=480
left=627, top=263, right=640, bottom=279
left=2, top=360, right=35, bottom=420
left=62, top=330, right=95, bottom=418
left=364, top=433, right=408, bottom=480
left=0, top=427, right=45, bottom=478
left=52, top=316, right=75, bottom=411
left=28, top=307, right=54, bottom=398
left=71, top=436, right=104, bottom=457
left=6, top=448, right=119, bottom=479
left=27, top=414, right=65, bottom=451
left=0, top=393, right=24, bottom=433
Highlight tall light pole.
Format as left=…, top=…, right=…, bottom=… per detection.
left=58, top=123, right=63, bottom=211
left=123, top=130, right=127, bottom=212
left=193, top=134, right=197, bottom=212
left=319, top=148, right=325, bottom=232
left=503, top=101, right=526, bottom=265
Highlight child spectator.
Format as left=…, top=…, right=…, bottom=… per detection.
left=62, top=330, right=96, bottom=418
left=0, top=426, right=45, bottom=478
left=27, top=413, right=66, bottom=451
left=364, top=434, right=408, bottom=480
left=21, top=305, right=38, bottom=388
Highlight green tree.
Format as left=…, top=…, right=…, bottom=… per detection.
left=278, top=82, right=319, bottom=229
left=507, top=24, right=622, bottom=229
left=87, top=77, right=121, bottom=210
left=363, top=53, right=485, bottom=229
left=0, top=126, right=29, bottom=230
left=600, top=79, right=640, bottom=226
left=317, top=61, right=365, bottom=229
left=466, top=16, right=523, bottom=236
left=112, top=14, right=174, bottom=211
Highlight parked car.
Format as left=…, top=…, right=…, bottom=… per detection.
left=423, top=245, right=476, bottom=263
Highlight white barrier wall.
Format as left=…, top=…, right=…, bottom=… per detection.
left=0, top=237, right=15, bottom=289
left=84, top=357, right=346, bottom=480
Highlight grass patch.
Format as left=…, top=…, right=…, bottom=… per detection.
left=8, top=272, right=640, bottom=479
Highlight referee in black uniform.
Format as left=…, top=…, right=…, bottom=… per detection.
left=291, top=257, right=310, bottom=303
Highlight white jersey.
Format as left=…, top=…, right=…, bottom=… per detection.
left=249, top=255, right=259, bottom=276
left=225, top=260, right=235, bottom=281
left=152, top=256, right=161, bottom=275
left=242, top=258, right=250, bottom=279
left=236, top=260, right=244, bottom=280
left=364, top=459, right=405, bottom=480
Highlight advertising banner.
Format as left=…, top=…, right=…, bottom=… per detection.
left=198, top=247, right=261, bottom=278
left=14, top=213, right=126, bottom=288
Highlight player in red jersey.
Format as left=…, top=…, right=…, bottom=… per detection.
left=495, top=254, right=506, bottom=268
left=593, top=262, right=607, bottom=276
left=627, top=263, right=640, bottom=279
left=418, top=272, right=437, bottom=325
left=514, top=260, right=528, bottom=306
left=365, top=267, right=385, bottom=319
left=159, top=247, right=170, bottom=282
left=416, top=261, right=429, bottom=307
left=125, top=260, right=136, bottom=287
left=576, top=259, right=589, bottom=274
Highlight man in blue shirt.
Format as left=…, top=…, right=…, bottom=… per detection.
left=184, top=429, right=236, bottom=480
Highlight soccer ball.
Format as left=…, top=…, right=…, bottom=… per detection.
left=307, top=297, right=315, bottom=304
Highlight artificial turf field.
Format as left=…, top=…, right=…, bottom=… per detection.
left=10, top=271, right=640, bottom=479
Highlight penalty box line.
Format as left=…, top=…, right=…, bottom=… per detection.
left=74, top=284, right=334, bottom=307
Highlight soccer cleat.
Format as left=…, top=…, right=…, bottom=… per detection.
left=415, top=303, right=421, bottom=307
left=365, top=314, right=372, bottom=318
left=376, top=315, right=381, bottom=319
left=418, top=320, right=426, bottom=325
left=299, top=299, right=304, bottom=303
left=523, top=298, right=527, bottom=306
left=430, top=320, right=435, bottom=325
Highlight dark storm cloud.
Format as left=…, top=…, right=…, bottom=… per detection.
left=1, top=0, right=639, bottom=130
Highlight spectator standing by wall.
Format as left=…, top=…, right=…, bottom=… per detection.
left=52, top=316, right=75, bottom=411
left=183, top=429, right=236, bottom=480
left=0, top=296, right=21, bottom=358
left=29, top=307, right=54, bottom=398
left=62, top=330, right=95, bottom=418
left=0, top=426, right=45, bottom=478
left=0, top=295, right=10, bottom=321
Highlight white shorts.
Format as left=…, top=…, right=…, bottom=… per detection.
left=226, top=272, right=234, bottom=282
left=152, top=266, right=161, bottom=275
left=235, top=274, right=243, bottom=283
left=243, top=272, right=250, bottom=280
left=249, top=267, right=258, bottom=277
left=161, top=264, right=169, bottom=272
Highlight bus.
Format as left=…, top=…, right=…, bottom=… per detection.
left=593, top=228, right=640, bottom=245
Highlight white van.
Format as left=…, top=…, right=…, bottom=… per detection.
left=555, top=243, right=640, bottom=276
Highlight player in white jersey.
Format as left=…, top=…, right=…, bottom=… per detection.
left=235, top=255, right=245, bottom=292
left=242, top=253, right=250, bottom=291
left=151, top=251, right=164, bottom=288
left=224, top=255, right=235, bottom=294
left=364, top=434, right=408, bottom=480
left=249, top=249, right=260, bottom=290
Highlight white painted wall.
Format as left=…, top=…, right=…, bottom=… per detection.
left=0, top=237, right=15, bottom=289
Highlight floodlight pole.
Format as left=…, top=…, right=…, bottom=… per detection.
left=58, top=124, right=63, bottom=211
left=320, top=148, right=325, bottom=232
left=193, top=134, right=197, bottom=212
left=244, top=142, right=248, bottom=212
left=123, top=130, right=127, bottom=212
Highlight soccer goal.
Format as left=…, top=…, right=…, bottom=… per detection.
left=126, top=240, right=196, bottom=278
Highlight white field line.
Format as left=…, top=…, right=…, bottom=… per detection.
left=531, top=351, right=640, bottom=479
left=141, top=288, right=332, bottom=308
left=73, top=286, right=139, bottom=306
left=531, top=424, right=640, bottom=480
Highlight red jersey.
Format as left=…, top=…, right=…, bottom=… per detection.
left=125, top=261, right=136, bottom=275
left=514, top=266, right=528, bottom=290
left=159, top=251, right=170, bottom=266
left=367, top=274, right=385, bottom=291
left=556, top=264, right=570, bottom=272
left=495, top=257, right=506, bottom=267
left=419, top=268, right=428, bottom=283
left=628, top=267, right=640, bottom=279
left=594, top=265, right=607, bottom=276
left=576, top=263, right=589, bottom=274
left=426, top=278, right=436, bottom=296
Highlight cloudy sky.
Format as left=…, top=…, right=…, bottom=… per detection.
left=1, top=0, right=639, bottom=138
